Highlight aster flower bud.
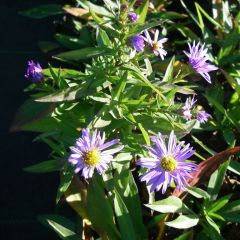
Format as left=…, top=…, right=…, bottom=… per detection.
left=25, top=60, right=43, bottom=83
left=127, top=11, right=139, bottom=22
left=120, top=3, right=128, bottom=11
left=130, top=35, right=145, bottom=52
left=182, top=97, right=197, bottom=120
left=196, top=110, right=211, bottom=123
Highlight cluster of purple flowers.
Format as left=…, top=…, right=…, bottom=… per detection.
left=68, top=128, right=197, bottom=194
left=182, top=96, right=211, bottom=123
left=130, top=31, right=218, bottom=82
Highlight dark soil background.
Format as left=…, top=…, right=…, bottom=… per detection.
left=0, top=0, right=62, bottom=239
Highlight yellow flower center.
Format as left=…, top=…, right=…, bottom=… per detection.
left=160, top=156, right=177, bottom=172
left=83, top=148, right=100, bottom=166
left=152, top=42, right=161, bottom=51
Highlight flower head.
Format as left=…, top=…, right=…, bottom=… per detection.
left=69, top=128, right=124, bottom=179
left=184, top=41, right=218, bottom=83
left=25, top=60, right=43, bottom=83
left=182, top=97, right=197, bottom=120
left=130, top=35, right=145, bottom=52
left=144, top=29, right=168, bottom=59
left=196, top=110, right=211, bottom=123
left=137, top=131, right=196, bottom=193
left=128, top=11, right=139, bottom=22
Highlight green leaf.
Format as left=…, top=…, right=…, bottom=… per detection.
left=180, top=0, right=199, bottom=27
left=220, top=213, right=240, bottom=223
left=20, top=4, right=63, bottom=19
left=207, top=194, right=232, bottom=213
left=41, top=137, right=65, bottom=157
left=43, top=67, right=83, bottom=79
left=162, top=56, right=175, bottom=82
left=35, top=86, right=90, bottom=102
left=205, top=94, right=240, bottom=130
left=223, top=128, right=236, bottom=146
left=77, top=0, right=113, bottom=17
left=123, top=172, right=147, bottom=238
left=206, top=215, right=221, bottom=233
left=135, top=0, right=149, bottom=24
left=145, top=196, right=185, bottom=213
left=114, top=189, right=137, bottom=240
left=10, top=100, right=56, bottom=132
left=192, top=135, right=216, bottom=156
left=55, top=34, right=86, bottom=49
left=208, top=212, right=225, bottom=221
left=138, top=123, right=150, bottom=145
left=24, top=160, right=61, bottom=173
left=195, top=2, right=222, bottom=29
left=228, top=160, right=240, bottom=176
left=187, top=187, right=210, bottom=199
left=207, top=161, right=229, bottom=200
left=113, top=170, right=147, bottom=239
left=122, top=64, right=165, bottom=99
left=220, top=199, right=240, bottom=214
left=89, top=6, right=104, bottom=24
left=97, top=28, right=112, bottom=47
left=148, top=11, right=187, bottom=20
left=203, top=216, right=223, bottom=240
left=176, top=26, right=199, bottom=40
left=38, top=214, right=79, bottom=240
left=48, top=64, right=67, bottom=89
left=54, top=47, right=110, bottom=62
left=14, top=116, right=58, bottom=133
left=165, top=215, right=199, bottom=229
left=56, top=165, right=74, bottom=203
left=86, top=175, right=120, bottom=240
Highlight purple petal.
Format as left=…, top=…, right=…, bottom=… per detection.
left=99, top=139, right=120, bottom=150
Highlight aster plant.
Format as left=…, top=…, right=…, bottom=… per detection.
left=14, top=0, right=240, bottom=239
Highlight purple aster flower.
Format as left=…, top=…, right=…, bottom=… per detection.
left=196, top=110, right=211, bottom=123
left=25, top=60, right=43, bottom=83
left=69, top=128, right=124, bottom=179
left=137, top=131, right=196, bottom=193
left=184, top=41, right=218, bottom=83
left=130, top=35, right=145, bottom=52
left=127, top=11, right=139, bottom=22
left=144, top=29, right=168, bottom=59
left=182, top=97, right=197, bottom=120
